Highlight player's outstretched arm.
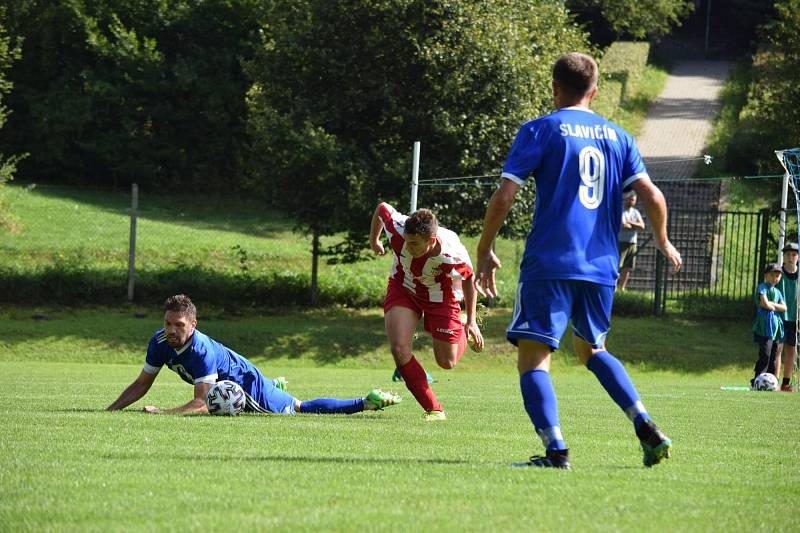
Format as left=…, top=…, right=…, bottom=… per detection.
left=107, top=370, right=157, bottom=411
left=462, top=276, right=484, bottom=351
left=633, top=178, right=682, bottom=273
left=369, top=203, right=388, bottom=255
left=476, top=180, right=519, bottom=297
left=144, top=382, right=213, bottom=415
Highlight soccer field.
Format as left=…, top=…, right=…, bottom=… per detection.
left=2, top=360, right=798, bottom=532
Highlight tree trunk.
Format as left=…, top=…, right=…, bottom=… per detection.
left=310, top=230, right=320, bottom=306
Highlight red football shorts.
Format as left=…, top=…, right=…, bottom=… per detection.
left=384, top=280, right=464, bottom=344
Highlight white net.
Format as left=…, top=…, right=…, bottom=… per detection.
left=776, top=148, right=800, bottom=390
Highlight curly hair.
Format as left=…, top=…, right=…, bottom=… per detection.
left=404, top=208, right=438, bottom=237
left=164, top=294, right=197, bottom=320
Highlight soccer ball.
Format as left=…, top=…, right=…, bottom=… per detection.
left=206, top=380, right=246, bottom=415
left=752, top=373, right=779, bottom=392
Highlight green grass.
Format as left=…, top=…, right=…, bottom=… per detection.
left=606, top=64, right=670, bottom=137
left=0, top=183, right=525, bottom=306
left=1, top=308, right=798, bottom=531
left=0, top=307, right=760, bottom=374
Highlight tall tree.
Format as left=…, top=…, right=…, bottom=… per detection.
left=246, top=0, right=589, bottom=302
left=568, top=0, right=694, bottom=41
left=728, top=0, right=800, bottom=176
left=0, top=7, right=21, bottom=191
left=1, top=0, right=265, bottom=189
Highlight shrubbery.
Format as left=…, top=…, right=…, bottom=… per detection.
left=725, top=0, right=800, bottom=176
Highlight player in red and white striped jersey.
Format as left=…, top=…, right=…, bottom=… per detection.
left=370, top=202, right=484, bottom=421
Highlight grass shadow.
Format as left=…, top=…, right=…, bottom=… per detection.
left=99, top=451, right=469, bottom=466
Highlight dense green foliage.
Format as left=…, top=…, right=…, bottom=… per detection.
left=1, top=0, right=265, bottom=189
left=728, top=0, right=800, bottom=176
left=0, top=9, right=20, bottom=190
left=568, top=0, right=693, bottom=41
left=592, top=42, right=651, bottom=118
left=246, top=0, right=590, bottom=261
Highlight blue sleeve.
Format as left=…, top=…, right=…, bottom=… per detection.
left=183, top=341, right=219, bottom=384
left=143, top=334, right=164, bottom=375
left=621, top=133, right=648, bottom=189
left=501, top=123, right=543, bottom=186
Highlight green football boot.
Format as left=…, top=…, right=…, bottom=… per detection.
left=364, top=389, right=402, bottom=411
left=272, top=376, right=288, bottom=391
left=637, top=419, right=672, bottom=467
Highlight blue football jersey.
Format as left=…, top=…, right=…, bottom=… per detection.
left=502, top=106, right=648, bottom=286
left=142, top=329, right=290, bottom=410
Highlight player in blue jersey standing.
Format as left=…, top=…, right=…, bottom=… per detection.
left=476, top=53, right=682, bottom=469
left=107, top=294, right=401, bottom=415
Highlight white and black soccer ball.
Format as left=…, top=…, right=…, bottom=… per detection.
left=752, top=372, right=779, bottom=392
left=206, top=380, right=246, bottom=415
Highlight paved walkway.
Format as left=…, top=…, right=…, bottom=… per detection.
left=637, top=61, right=733, bottom=179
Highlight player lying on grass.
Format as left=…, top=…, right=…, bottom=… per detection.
left=107, top=294, right=401, bottom=415
left=370, top=202, right=484, bottom=421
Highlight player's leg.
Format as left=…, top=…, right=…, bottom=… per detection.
left=508, top=281, right=571, bottom=469
left=752, top=337, right=770, bottom=385
left=426, top=301, right=467, bottom=369
left=298, top=389, right=401, bottom=414
left=781, top=322, right=796, bottom=391
left=248, top=373, right=400, bottom=415
left=766, top=339, right=779, bottom=376
left=617, top=268, right=630, bottom=291
left=616, top=243, right=632, bottom=291
left=386, top=304, right=443, bottom=415
left=573, top=282, right=670, bottom=466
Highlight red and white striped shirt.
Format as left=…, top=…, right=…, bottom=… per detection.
left=378, top=203, right=474, bottom=304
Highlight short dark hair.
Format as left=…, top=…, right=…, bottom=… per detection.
left=404, top=208, right=438, bottom=237
left=553, top=52, right=598, bottom=100
left=164, top=294, right=196, bottom=319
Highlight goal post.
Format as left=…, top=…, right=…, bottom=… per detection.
left=776, top=148, right=800, bottom=391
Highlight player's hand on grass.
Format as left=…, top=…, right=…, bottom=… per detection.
left=476, top=249, right=501, bottom=298
left=143, top=405, right=162, bottom=414
left=370, top=240, right=385, bottom=256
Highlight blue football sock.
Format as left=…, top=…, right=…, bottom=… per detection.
left=520, top=369, right=567, bottom=451
left=586, top=350, right=650, bottom=430
left=300, top=398, right=364, bottom=414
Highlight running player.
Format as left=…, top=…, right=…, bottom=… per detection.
left=476, top=52, right=682, bottom=468
left=370, top=202, right=484, bottom=421
left=107, top=294, right=401, bottom=414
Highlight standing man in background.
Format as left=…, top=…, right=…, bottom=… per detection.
left=617, top=190, right=645, bottom=291
left=475, top=52, right=682, bottom=469
left=777, top=242, right=798, bottom=391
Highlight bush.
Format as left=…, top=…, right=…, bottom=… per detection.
left=601, top=41, right=650, bottom=101
left=726, top=0, right=800, bottom=176
left=0, top=8, right=21, bottom=209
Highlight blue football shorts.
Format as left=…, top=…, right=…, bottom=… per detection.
left=506, top=280, right=614, bottom=350
left=241, top=373, right=297, bottom=415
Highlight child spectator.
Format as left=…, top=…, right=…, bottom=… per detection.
left=751, top=263, right=787, bottom=388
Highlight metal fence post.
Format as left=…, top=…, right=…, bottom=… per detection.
left=653, top=249, right=664, bottom=316
left=127, top=183, right=138, bottom=302
left=758, top=208, right=770, bottom=285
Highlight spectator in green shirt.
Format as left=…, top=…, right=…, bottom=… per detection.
left=751, top=263, right=787, bottom=388
left=777, top=243, right=798, bottom=391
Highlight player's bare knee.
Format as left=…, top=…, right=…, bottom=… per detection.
left=389, top=343, right=413, bottom=363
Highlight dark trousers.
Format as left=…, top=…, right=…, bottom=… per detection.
left=753, top=335, right=781, bottom=378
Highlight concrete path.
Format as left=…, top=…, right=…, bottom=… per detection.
left=637, top=61, right=733, bottom=179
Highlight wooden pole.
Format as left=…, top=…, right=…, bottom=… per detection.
left=127, top=183, right=138, bottom=302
